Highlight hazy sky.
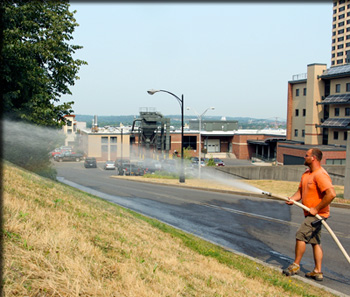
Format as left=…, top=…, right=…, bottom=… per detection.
left=62, top=2, right=332, bottom=120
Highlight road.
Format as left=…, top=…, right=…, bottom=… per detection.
left=54, top=161, right=350, bottom=296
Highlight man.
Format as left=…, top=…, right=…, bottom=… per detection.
left=283, top=148, right=336, bottom=281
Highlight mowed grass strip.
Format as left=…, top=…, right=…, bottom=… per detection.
left=3, top=162, right=337, bottom=296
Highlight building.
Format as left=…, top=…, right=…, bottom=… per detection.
left=282, top=63, right=349, bottom=165
left=278, top=0, right=349, bottom=165
left=331, top=0, right=350, bottom=66
left=80, top=125, right=131, bottom=161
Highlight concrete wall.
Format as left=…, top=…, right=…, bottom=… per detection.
left=217, top=165, right=345, bottom=186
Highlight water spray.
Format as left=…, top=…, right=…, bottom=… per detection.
left=261, top=191, right=350, bottom=265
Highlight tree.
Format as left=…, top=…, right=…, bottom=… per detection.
left=1, top=0, right=87, bottom=127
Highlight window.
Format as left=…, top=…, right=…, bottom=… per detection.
left=347, top=42, right=350, bottom=47
left=303, top=109, right=306, bottom=116
left=333, top=24, right=337, bottom=29
left=101, top=137, right=108, bottom=144
left=333, top=31, right=336, bottom=36
left=339, top=6, right=346, bottom=12
left=347, top=19, right=350, bottom=24
left=332, top=46, right=336, bottom=50
left=334, top=16, right=337, bottom=22
left=303, top=88, right=307, bottom=96
left=326, top=159, right=346, bottom=165
left=345, top=132, right=348, bottom=141
left=295, top=109, right=299, bottom=117
left=338, top=52, right=344, bottom=56
left=332, top=61, right=335, bottom=66
left=295, top=89, right=299, bottom=96
left=332, top=53, right=336, bottom=58
left=336, top=84, right=341, bottom=93
left=182, top=136, right=197, bottom=150
left=339, top=13, right=345, bottom=19
left=302, top=130, right=305, bottom=137
left=347, top=27, right=350, bottom=32
left=339, top=29, right=345, bottom=34
left=110, top=145, right=117, bottom=153
left=338, top=44, right=344, bottom=49
left=110, top=137, right=117, bottom=143
left=334, top=9, right=337, bottom=14
left=346, top=83, right=350, bottom=92
left=294, top=129, right=298, bottom=137
left=345, top=107, right=350, bottom=115
left=335, top=107, right=340, bottom=116
left=339, top=21, right=345, bottom=27
left=338, top=36, right=344, bottom=41
left=334, top=131, right=339, bottom=140
left=332, top=38, right=336, bottom=43
left=101, top=145, right=108, bottom=153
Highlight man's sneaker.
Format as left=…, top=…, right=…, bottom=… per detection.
left=282, top=263, right=300, bottom=276
left=305, top=271, right=323, bottom=281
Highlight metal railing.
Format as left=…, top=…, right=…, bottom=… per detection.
left=291, top=73, right=307, bottom=81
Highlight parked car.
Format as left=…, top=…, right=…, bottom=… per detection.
left=116, top=162, right=143, bottom=176
left=54, top=151, right=83, bottom=162
left=213, top=158, right=225, bottom=166
left=104, top=160, right=116, bottom=170
left=84, top=157, right=97, bottom=168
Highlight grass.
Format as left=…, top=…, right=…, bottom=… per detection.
left=2, top=161, right=339, bottom=296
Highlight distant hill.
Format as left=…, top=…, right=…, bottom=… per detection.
left=75, top=114, right=286, bottom=129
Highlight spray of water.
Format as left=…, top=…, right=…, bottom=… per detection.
left=3, top=119, right=66, bottom=177
left=128, top=151, right=263, bottom=194
left=199, top=168, right=264, bottom=194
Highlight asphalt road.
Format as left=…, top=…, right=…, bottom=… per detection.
left=54, top=161, right=350, bottom=296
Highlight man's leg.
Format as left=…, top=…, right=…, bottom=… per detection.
left=294, top=239, right=306, bottom=265
left=312, top=244, right=323, bottom=272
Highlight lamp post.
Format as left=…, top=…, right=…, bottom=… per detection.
left=147, top=89, right=185, bottom=183
left=187, top=107, right=215, bottom=178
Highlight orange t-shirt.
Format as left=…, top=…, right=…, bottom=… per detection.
left=299, top=167, right=334, bottom=218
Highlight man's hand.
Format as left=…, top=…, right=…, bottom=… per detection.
left=285, top=198, right=294, bottom=205
left=308, top=207, right=318, bottom=216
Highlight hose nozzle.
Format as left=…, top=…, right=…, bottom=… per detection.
left=262, top=191, right=272, bottom=196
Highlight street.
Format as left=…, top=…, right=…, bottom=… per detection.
left=54, top=161, right=350, bottom=296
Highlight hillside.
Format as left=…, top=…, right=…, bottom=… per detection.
left=2, top=162, right=334, bottom=296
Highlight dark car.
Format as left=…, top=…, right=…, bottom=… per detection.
left=116, top=162, right=143, bottom=176
left=84, top=157, right=97, bottom=168
left=54, top=151, right=83, bottom=162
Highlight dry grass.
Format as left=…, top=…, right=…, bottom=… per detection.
left=3, top=162, right=337, bottom=296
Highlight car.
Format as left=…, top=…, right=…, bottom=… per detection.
left=84, top=157, right=97, bottom=168
left=54, top=151, right=83, bottom=162
left=213, top=158, right=225, bottom=166
left=104, top=160, right=116, bottom=170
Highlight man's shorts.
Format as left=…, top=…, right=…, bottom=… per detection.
left=296, top=216, right=323, bottom=245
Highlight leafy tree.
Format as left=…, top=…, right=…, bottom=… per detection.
left=1, top=0, right=87, bottom=127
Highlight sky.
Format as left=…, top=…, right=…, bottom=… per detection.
left=61, top=2, right=333, bottom=120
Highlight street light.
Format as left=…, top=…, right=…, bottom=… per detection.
left=147, top=89, right=185, bottom=183
left=187, top=107, right=215, bottom=178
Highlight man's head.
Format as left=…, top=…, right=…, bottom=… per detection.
left=304, top=148, right=323, bottom=168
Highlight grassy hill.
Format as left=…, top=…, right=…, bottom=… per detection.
left=2, top=161, right=335, bottom=296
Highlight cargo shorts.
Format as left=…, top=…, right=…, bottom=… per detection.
left=296, top=216, right=324, bottom=245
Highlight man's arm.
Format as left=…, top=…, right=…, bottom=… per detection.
left=285, top=188, right=302, bottom=205
left=309, top=187, right=336, bottom=216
